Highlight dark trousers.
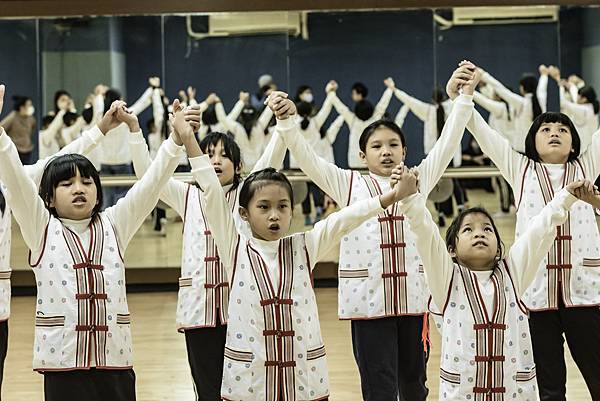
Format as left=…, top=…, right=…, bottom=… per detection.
left=154, top=207, right=166, bottom=231
left=100, top=163, right=133, bottom=209
left=18, top=151, right=32, bottom=165
left=351, top=315, right=429, bottom=401
left=529, top=302, right=600, bottom=401
left=301, top=182, right=324, bottom=216
left=0, top=321, right=7, bottom=400
left=185, top=319, right=227, bottom=401
left=43, top=368, right=136, bottom=401
left=497, top=176, right=514, bottom=213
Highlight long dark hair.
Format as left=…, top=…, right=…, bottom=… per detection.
left=39, top=154, right=103, bottom=220
left=53, top=90, right=71, bottom=114
left=199, top=132, right=243, bottom=190
left=297, top=101, right=312, bottom=130
left=524, top=112, right=581, bottom=163
left=433, top=87, right=447, bottom=138
left=579, top=86, right=600, bottom=114
left=520, top=74, right=542, bottom=120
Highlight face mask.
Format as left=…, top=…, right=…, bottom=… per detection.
left=300, top=93, right=314, bottom=103
left=26, top=105, right=35, bottom=116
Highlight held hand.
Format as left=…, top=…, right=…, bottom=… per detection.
left=239, top=91, right=250, bottom=103
left=97, top=100, right=126, bottom=135
left=446, top=61, right=476, bottom=100
left=178, top=90, right=188, bottom=103
left=380, top=164, right=419, bottom=208
left=568, top=74, right=584, bottom=87
left=461, top=65, right=481, bottom=96
left=567, top=180, right=600, bottom=207
left=149, top=76, right=160, bottom=88
left=548, top=65, right=561, bottom=82
left=184, top=104, right=202, bottom=132
left=187, top=86, right=196, bottom=100
left=116, top=105, right=140, bottom=133
left=171, top=102, right=196, bottom=145
left=539, top=64, right=549, bottom=76
left=205, top=93, right=219, bottom=105
left=384, top=77, right=395, bottom=89
left=325, top=80, right=337, bottom=93
left=94, top=84, right=108, bottom=96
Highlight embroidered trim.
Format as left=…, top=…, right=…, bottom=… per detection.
left=178, top=277, right=193, bottom=287
left=440, top=368, right=461, bottom=385
left=583, top=258, right=600, bottom=267
left=35, top=315, right=65, bottom=327
left=516, top=367, right=536, bottom=382
left=339, top=269, right=369, bottom=279
left=0, top=270, right=11, bottom=280
left=224, top=346, right=254, bottom=363
left=116, top=314, right=131, bottom=324
left=306, top=345, right=326, bottom=361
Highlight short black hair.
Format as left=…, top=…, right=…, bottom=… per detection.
left=520, top=74, right=542, bottom=119
left=202, top=104, right=218, bottom=126
left=354, top=100, right=374, bottom=121
left=445, top=207, right=504, bottom=261
left=39, top=154, right=103, bottom=220
left=359, top=119, right=407, bottom=153
left=199, top=132, right=243, bottom=189
left=104, top=88, right=122, bottom=114
left=352, top=82, right=368, bottom=98
left=524, top=112, right=580, bottom=163
left=239, top=168, right=293, bottom=209
left=579, top=86, right=599, bottom=114
left=63, top=111, right=79, bottom=127
left=53, top=90, right=71, bottom=114
left=81, top=107, right=94, bottom=125
left=12, top=95, right=30, bottom=112
left=294, top=85, right=312, bottom=102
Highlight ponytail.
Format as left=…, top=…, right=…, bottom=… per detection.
left=432, top=87, right=447, bottom=138
left=531, top=95, right=542, bottom=120
left=300, top=117, right=310, bottom=130
left=520, top=74, right=541, bottom=119
left=296, top=101, right=313, bottom=131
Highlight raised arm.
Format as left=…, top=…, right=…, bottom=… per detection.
left=0, top=128, right=49, bottom=253
left=394, top=104, right=410, bottom=129
left=581, top=128, right=600, bottom=181
left=480, top=71, right=526, bottom=112
left=313, top=92, right=335, bottom=130
left=61, top=117, right=86, bottom=146
left=251, top=129, right=287, bottom=172
left=399, top=192, right=454, bottom=309
left=473, top=91, right=507, bottom=119
left=372, top=82, right=394, bottom=120
left=152, top=88, right=164, bottom=131
left=329, top=92, right=356, bottom=126
left=128, top=87, right=153, bottom=116
left=255, top=105, right=274, bottom=132
left=39, top=111, right=65, bottom=148
left=325, top=115, right=345, bottom=144
left=537, top=71, right=549, bottom=113
left=394, top=88, right=431, bottom=122
left=508, top=188, right=577, bottom=296
left=227, top=98, right=246, bottom=121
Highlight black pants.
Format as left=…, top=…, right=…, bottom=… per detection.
left=529, top=303, right=600, bottom=401
left=184, top=319, right=227, bottom=401
left=43, top=368, right=136, bottom=401
left=154, top=207, right=166, bottom=231
left=497, top=176, right=514, bottom=213
left=0, top=320, right=7, bottom=400
left=301, top=182, right=324, bottom=216
left=351, top=315, right=428, bottom=401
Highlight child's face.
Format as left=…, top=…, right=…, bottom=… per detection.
left=240, top=183, right=292, bottom=241
left=207, top=140, right=239, bottom=187
left=56, top=95, right=71, bottom=111
left=49, top=169, right=98, bottom=220
left=359, top=128, right=406, bottom=177
left=450, top=213, right=499, bottom=271
left=535, top=122, right=572, bottom=164
left=351, top=90, right=363, bottom=103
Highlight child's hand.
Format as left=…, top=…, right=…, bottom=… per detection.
left=187, top=86, right=196, bottom=100
left=266, top=91, right=293, bottom=119
left=239, top=91, right=250, bottom=103
left=567, top=180, right=600, bottom=207
left=184, top=104, right=202, bottom=132
left=384, top=77, right=395, bottom=89
left=461, top=64, right=481, bottom=96
left=172, top=103, right=196, bottom=145
left=539, top=64, right=549, bottom=76
left=446, top=61, right=476, bottom=100
left=149, top=76, right=160, bottom=88
left=548, top=66, right=561, bottom=82
left=325, top=80, right=338, bottom=93
left=0, top=84, right=4, bottom=115
left=568, top=74, right=584, bottom=87
left=178, top=90, right=188, bottom=103
left=97, top=100, right=126, bottom=135
left=116, top=104, right=140, bottom=133
left=391, top=164, right=419, bottom=201
left=205, top=93, right=219, bottom=104
left=94, top=84, right=108, bottom=96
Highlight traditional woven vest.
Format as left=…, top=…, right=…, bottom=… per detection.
left=431, top=262, right=537, bottom=401
left=29, top=214, right=132, bottom=371
left=221, top=235, right=329, bottom=401
left=517, top=160, right=600, bottom=310
left=0, top=206, right=11, bottom=321
left=338, top=172, right=428, bottom=319
left=177, top=185, right=238, bottom=330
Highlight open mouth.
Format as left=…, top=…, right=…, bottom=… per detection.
left=213, top=167, right=223, bottom=175
left=473, top=240, right=488, bottom=247
left=548, top=139, right=561, bottom=145
left=72, top=196, right=87, bottom=205
left=268, top=223, right=280, bottom=231
left=381, top=159, right=394, bottom=166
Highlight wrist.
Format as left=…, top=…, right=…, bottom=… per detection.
left=128, top=122, right=141, bottom=133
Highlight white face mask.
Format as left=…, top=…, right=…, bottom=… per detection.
left=300, top=93, right=314, bottom=103
left=26, top=105, right=35, bottom=116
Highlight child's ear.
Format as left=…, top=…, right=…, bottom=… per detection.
left=238, top=206, right=249, bottom=221
left=448, top=246, right=456, bottom=258
left=402, top=146, right=407, bottom=161
left=359, top=151, right=367, bottom=164
left=235, top=164, right=243, bottom=175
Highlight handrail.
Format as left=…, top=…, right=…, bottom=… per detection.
left=99, top=166, right=502, bottom=186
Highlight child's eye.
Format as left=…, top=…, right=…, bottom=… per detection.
left=463, top=227, right=471, bottom=232
left=560, top=128, right=568, bottom=133
left=485, top=227, right=493, bottom=232
left=279, top=204, right=288, bottom=209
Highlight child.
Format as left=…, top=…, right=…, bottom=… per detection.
left=329, top=78, right=395, bottom=169
left=393, top=165, right=588, bottom=401
left=478, top=65, right=548, bottom=153
left=465, top=67, right=600, bottom=400
left=0, top=93, right=198, bottom=401
left=171, top=104, right=419, bottom=401
left=266, top=62, right=478, bottom=401
left=128, top=120, right=287, bottom=400
left=0, top=186, right=10, bottom=397
left=0, top=94, right=37, bottom=164
left=198, top=92, right=245, bottom=140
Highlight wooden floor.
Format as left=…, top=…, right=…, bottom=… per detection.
left=2, top=188, right=597, bottom=400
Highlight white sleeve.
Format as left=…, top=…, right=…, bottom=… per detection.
left=227, top=100, right=245, bottom=121
left=560, top=87, right=593, bottom=126
left=466, top=109, right=527, bottom=188
left=152, top=89, right=164, bottom=131
left=508, top=189, right=577, bottom=296
left=24, top=126, right=105, bottom=186
left=473, top=91, right=507, bottom=119
left=372, top=88, right=394, bottom=120
left=416, top=94, right=474, bottom=196
left=128, top=132, right=187, bottom=216
left=0, top=129, right=49, bottom=253
left=251, top=130, right=287, bottom=172
left=330, top=93, right=356, bottom=126
left=537, top=74, right=549, bottom=113
left=41, top=110, right=66, bottom=147
left=305, top=197, right=383, bottom=266
left=326, top=116, right=345, bottom=144
left=190, top=155, right=238, bottom=281
left=276, top=117, right=353, bottom=206
left=61, top=117, right=86, bottom=146
left=394, top=89, right=431, bottom=122
left=92, top=95, right=104, bottom=125
left=394, top=105, right=410, bottom=129
left=105, top=136, right=183, bottom=250
left=580, top=128, right=600, bottom=180
left=128, top=87, right=153, bottom=116
left=483, top=72, right=526, bottom=112
left=399, top=192, right=454, bottom=309
left=569, top=85, right=580, bottom=103
left=256, top=106, right=274, bottom=132
left=215, top=102, right=236, bottom=133
left=313, top=93, right=334, bottom=130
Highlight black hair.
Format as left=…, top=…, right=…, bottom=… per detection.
left=352, top=82, right=368, bottom=99
left=445, top=207, right=505, bottom=263
left=202, top=104, right=218, bottom=127
left=239, top=167, right=294, bottom=209
left=39, top=154, right=103, bottom=220
left=63, top=112, right=78, bottom=127
left=519, top=74, right=542, bottom=120
left=146, top=117, right=156, bottom=134
left=297, top=101, right=313, bottom=130
left=42, top=115, right=55, bottom=130
left=259, top=84, right=273, bottom=98
left=239, top=105, right=258, bottom=137
left=432, top=86, right=447, bottom=138
left=103, top=88, right=122, bottom=114
left=81, top=106, right=94, bottom=125
left=12, top=95, right=30, bottom=112
left=53, top=90, right=71, bottom=114
left=294, top=85, right=312, bottom=103
left=199, top=132, right=243, bottom=190
left=0, top=188, right=5, bottom=216
left=359, top=119, right=407, bottom=153
left=578, top=86, right=600, bottom=114
left=354, top=100, right=374, bottom=121
left=524, top=112, right=580, bottom=163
